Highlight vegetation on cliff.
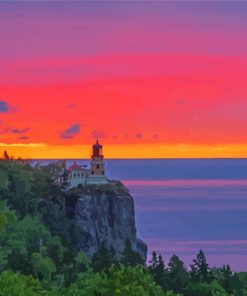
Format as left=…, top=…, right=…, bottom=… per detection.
left=0, top=155, right=247, bottom=295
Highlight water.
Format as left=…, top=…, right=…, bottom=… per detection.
left=31, top=158, right=247, bottom=271
left=106, top=159, right=247, bottom=271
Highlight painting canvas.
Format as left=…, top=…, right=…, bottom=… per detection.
left=0, top=1, right=247, bottom=295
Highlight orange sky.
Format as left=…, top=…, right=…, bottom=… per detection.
left=1, top=2, right=247, bottom=158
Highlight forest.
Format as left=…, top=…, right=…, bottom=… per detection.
left=0, top=154, right=247, bottom=296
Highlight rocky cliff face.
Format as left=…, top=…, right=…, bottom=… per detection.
left=65, top=181, right=147, bottom=260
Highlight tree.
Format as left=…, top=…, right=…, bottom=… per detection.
left=3, top=150, right=10, bottom=160
left=148, top=251, right=168, bottom=291
left=217, top=265, right=244, bottom=296
left=0, top=170, right=8, bottom=190
left=0, top=270, right=54, bottom=296
left=91, top=241, right=113, bottom=272
left=183, top=280, right=227, bottom=296
left=72, top=265, right=165, bottom=296
left=1, top=214, right=67, bottom=277
left=121, top=239, right=144, bottom=267
left=5, top=164, right=34, bottom=217
left=31, top=252, right=56, bottom=281
left=190, top=250, right=213, bottom=283
left=74, top=251, right=91, bottom=273
left=0, top=201, right=18, bottom=271
left=167, top=255, right=189, bottom=293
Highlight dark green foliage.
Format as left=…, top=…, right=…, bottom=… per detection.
left=91, top=241, right=117, bottom=272
left=148, top=251, right=168, bottom=291
left=167, top=255, right=189, bottom=293
left=238, top=272, right=247, bottom=291
left=190, top=250, right=213, bottom=283
left=121, top=239, right=144, bottom=267
left=72, top=265, right=165, bottom=296
left=215, top=265, right=244, bottom=296
left=0, top=270, right=53, bottom=296
left=183, top=281, right=227, bottom=296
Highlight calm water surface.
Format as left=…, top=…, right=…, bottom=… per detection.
left=107, top=159, right=247, bottom=271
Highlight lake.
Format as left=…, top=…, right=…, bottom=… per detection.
left=31, top=158, right=247, bottom=271
left=106, top=159, right=247, bottom=271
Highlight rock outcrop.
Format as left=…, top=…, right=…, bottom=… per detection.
left=65, top=180, right=147, bottom=260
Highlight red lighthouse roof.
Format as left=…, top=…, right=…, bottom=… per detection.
left=67, top=162, right=83, bottom=172
left=93, top=139, right=102, bottom=148
left=91, top=140, right=103, bottom=158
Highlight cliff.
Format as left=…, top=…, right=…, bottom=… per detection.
left=64, top=180, right=147, bottom=261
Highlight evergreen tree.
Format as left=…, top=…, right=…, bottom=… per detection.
left=148, top=251, right=168, bottom=291
left=3, top=150, right=9, bottom=160
left=183, top=281, right=228, bottom=296
left=190, top=250, right=213, bottom=283
left=121, top=239, right=144, bottom=267
left=91, top=241, right=113, bottom=272
left=167, top=255, right=189, bottom=293
left=219, top=265, right=244, bottom=296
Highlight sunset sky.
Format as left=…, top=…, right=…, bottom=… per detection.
left=0, top=1, right=247, bottom=158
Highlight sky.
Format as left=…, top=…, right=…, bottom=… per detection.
left=0, top=1, right=247, bottom=158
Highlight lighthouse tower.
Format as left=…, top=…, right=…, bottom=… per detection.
left=90, top=140, right=105, bottom=177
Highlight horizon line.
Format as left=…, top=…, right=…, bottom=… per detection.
left=25, top=157, right=247, bottom=160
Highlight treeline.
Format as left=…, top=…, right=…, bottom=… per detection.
left=0, top=157, right=247, bottom=295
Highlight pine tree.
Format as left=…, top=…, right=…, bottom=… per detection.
left=167, top=255, right=189, bottom=293
left=121, top=239, right=144, bottom=267
left=3, top=150, right=9, bottom=160
left=190, top=250, right=213, bottom=283
left=148, top=251, right=168, bottom=291
left=91, top=241, right=112, bottom=272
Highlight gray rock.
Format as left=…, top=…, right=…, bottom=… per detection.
left=66, top=180, right=147, bottom=261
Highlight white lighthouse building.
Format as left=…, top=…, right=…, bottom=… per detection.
left=67, top=140, right=108, bottom=188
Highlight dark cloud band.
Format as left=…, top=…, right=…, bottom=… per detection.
left=0, top=101, right=9, bottom=113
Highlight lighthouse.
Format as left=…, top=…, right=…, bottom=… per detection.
left=66, top=140, right=108, bottom=188
left=90, top=140, right=105, bottom=176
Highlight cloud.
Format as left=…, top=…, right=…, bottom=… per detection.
left=135, top=132, right=142, bottom=139
left=91, top=129, right=107, bottom=139
left=8, top=127, right=30, bottom=134
left=176, top=98, right=185, bottom=105
left=0, top=101, right=9, bottom=113
left=19, top=136, right=30, bottom=140
left=60, top=123, right=80, bottom=139
left=66, top=103, right=77, bottom=109
left=3, top=127, right=30, bottom=134
left=153, top=134, right=159, bottom=139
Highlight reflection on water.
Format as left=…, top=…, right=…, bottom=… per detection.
left=122, top=178, right=247, bottom=271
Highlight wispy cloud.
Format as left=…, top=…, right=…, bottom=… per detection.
left=176, top=98, right=185, bottom=105
left=91, top=129, right=107, bottom=139
left=66, top=103, right=77, bottom=109
left=4, top=127, right=30, bottom=134
left=60, top=123, right=80, bottom=139
left=19, top=136, right=30, bottom=140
